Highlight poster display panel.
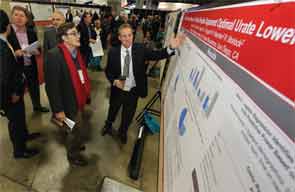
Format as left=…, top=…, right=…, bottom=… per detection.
left=163, top=1, right=295, bottom=192
left=30, top=3, right=53, bottom=21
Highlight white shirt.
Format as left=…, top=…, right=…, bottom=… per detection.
left=73, top=16, right=81, bottom=26
left=120, top=45, right=136, bottom=91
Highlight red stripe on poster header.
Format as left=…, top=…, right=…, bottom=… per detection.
left=181, top=2, right=295, bottom=103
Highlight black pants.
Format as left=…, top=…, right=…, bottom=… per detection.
left=56, top=112, right=85, bottom=160
left=66, top=112, right=86, bottom=160
left=24, top=64, right=41, bottom=109
left=106, top=87, right=138, bottom=135
left=5, top=98, right=29, bottom=155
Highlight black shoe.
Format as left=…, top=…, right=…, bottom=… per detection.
left=27, top=132, right=41, bottom=141
left=101, top=125, right=113, bottom=136
left=120, top=134, right=127, bottom=144
left=79, top=145, right=86, bottom=151
left=14, top=148, right=40, bottom=159
left=86, top=97, right=91, bottom=105
left=34, top=106, right=50, bottom=113
left=68, top=156, right=88, bottom=166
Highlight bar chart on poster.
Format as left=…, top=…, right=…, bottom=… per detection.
left=161, top=1, right=295, bottom=192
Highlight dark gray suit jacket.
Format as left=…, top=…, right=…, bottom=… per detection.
left=44, top=47, right=78, bottom=119
left=105, top=43, right=171, bottom=98
left=43, top=27, right=58, bottom=65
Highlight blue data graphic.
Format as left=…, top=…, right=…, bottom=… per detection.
left=178, top=108, right=188, bottom=136
left=189, top=66, right=219, bottom=118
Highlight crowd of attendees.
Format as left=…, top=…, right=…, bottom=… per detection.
left=64, top=8, right=166, bottom=49
left=0, top=6, right=182, bottom=166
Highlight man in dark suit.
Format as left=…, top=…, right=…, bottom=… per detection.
left=0, top=9, right=39, bottom=158
left=44, top=23, right=91, bottom=166
left=102, top=24, right=184, bottom=144
left=43, top=11, right=65, bottom=66
left=8, top=6, right=49, bottom=113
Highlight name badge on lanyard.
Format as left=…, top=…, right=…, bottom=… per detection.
left=78, top=70, right=85, bottom=84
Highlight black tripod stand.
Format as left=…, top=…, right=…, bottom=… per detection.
left=128, top=90, right=161, bottom=180
left=135, top=90, right=161, bottom=123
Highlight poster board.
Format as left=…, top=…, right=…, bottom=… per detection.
left=10, top=2, right=53, bottom=21
left=160, top=1, right=295, bottom=192
left=9, top=2, right=29, bottom=10
left=30, top=3, right=53, bottom=21
left=160, top=11, right=181, bottom=88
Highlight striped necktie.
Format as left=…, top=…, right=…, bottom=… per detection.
left=123, top=49, right=130, bottom=78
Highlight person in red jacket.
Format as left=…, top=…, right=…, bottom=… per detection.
left=44, top=23, right=91, bottom=166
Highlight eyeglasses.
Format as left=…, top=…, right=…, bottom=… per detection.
left=66, top=31, right=80, bottom=37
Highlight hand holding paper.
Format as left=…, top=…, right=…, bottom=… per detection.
left=51, top=114, right=75, bottom=131
left=22, top=41, right=40, bottom=56
left=64, top=117, right=75, bottom=130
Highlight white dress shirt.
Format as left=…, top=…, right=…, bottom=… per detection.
left=120, top=45, right=136, bottom=91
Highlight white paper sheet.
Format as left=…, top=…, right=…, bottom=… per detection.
left=64, top=117, right=75, bottom=130
left=22, top=41, right=40, bottom=55
left=90, top=39, right=104, bottom=57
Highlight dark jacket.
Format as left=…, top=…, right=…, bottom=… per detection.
left=66, top=12, right=73, bottom=22
left=43, top=27, right=58, bottom=66
left=44, top=47, right=78, bottom=119
left=0, top=39, right=25, bottom=111
left=77, top=22, right=97, bottom=55
left=7, top=26, right=38, bottom=69
left=105, top=43, right=171, bottom=98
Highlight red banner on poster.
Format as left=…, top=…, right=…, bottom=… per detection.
left=181, top=2, right=295, bottom=103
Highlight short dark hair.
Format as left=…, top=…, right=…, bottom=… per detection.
left=11, top=5, right=29, bottom=18
left=57, top=22, right=76, bottom=42
left=81, top=12, right=91, bottom=23
left=0, top=9, right=10, bottom=34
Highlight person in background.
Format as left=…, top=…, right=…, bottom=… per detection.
left=44, top=23, right=91, bottom=166
left=43, top=11, right=65, bottom=66
left=77, top=12, right=97, bottom=67
left=94, top=19, right=102, bottom=41
left=102, top=24, right=184, bottom=144
left=142, top=15, right=152, bottom=37
left=110, top=13, right=128, bottom=47
left=143, top=31, right=155, bottom=50
left=156, top=26, right=165, bottom=48
left=152, top=15, right=161, bottom=41
left=92, top=11, right=99, bottom=24
left=89, top=18, right=103, bottom=71
left=65, top=8, right=73, bottom=23
left=0, top=9, right=40, bottom=159
left=128, top=14, right=138, bottom=36
left=73, top=11, right=81, bottom=26
left=8, top=5, right=49, bottom=113
left=134, top=25, right=144, bottom=44
left=143, top=31, right=157, bottom=76
left=100, top=16, right=111, bottom=49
